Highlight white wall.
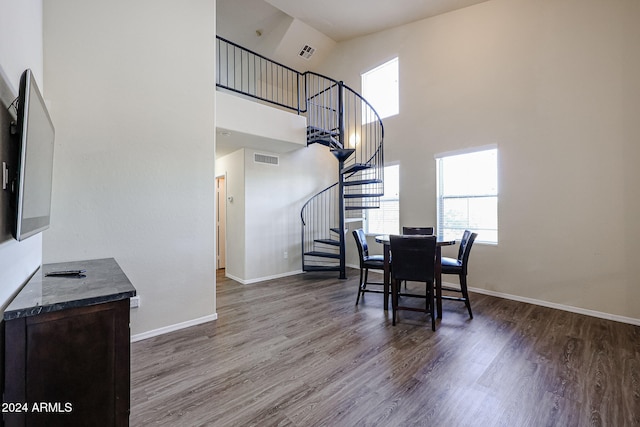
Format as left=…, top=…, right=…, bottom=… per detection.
left=42, top=0, right=217, bottom=335
left=244, top=144, right=336, bottom=282
left=0, top=0, right=44, bottom=311
left=317, top=0, right=640, bottom=321
left=216, top=91, right=306, bottom=154
left=216, top=143, right=336, bottom=284
left=0, top=0, right=43, bottom=87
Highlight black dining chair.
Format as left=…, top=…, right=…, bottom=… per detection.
left=441, top=230, right=478, bottom=318
left=389, top=234, right=437, bottom=330
left=402, top=226, right=434, bottom=235
left=352, top=229, right=385, bottom=305
left=400, top=227, right=434, bottom=289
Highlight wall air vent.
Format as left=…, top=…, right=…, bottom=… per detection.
left=254, top=153, right=279, bottom=166
left=298, top=44, right=315, bottom=60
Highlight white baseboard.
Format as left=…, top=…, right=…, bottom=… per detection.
left=461, top=283, right=640, bottom=327
left=226, top=270, right=303, bottom=285
left=131, top=313, right=218, bottom=342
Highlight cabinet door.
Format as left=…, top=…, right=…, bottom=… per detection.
left=4, top=299, right=130, bottom=427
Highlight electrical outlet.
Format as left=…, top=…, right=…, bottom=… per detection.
left=130, top=296, right=140, bottom=309
left=284, top=251, right=288, bottom=259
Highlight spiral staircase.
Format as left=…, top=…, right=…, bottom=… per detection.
left=216, top=37, right=384, bottom=279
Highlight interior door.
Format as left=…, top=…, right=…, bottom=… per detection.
left=216, top=176, right=226, bottom=269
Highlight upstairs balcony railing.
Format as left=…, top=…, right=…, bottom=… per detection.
left=216, top=36, right=302, bottom=113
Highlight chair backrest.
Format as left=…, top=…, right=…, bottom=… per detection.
left=457, top=230, right=478, bottom=275
left=352, top=229, right=369, bottom=265
left=402, top=226, right=434, bottom=236
left=389, top=235, right=436, bottom=283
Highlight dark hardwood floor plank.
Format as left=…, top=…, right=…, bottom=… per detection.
left=130, top=269, right=640, bottom=426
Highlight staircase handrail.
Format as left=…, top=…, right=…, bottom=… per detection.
left=300, top=182, right=338, bottom=226
left=216, top=36, right=303, bottom=113
left=216, top=36, right=301, bottom=76
left=302, top=72, right=340, bottom=102
left=340, top=82, right=385, bottom=139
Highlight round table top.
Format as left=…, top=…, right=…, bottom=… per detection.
left=375, top=234, right=456, bottom=246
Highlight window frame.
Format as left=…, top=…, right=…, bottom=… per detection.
left=435, top=145, right=498, bottom=244
left=364, top=163, right=400, bottom=236
left=361, top=57, right=399, bottom=123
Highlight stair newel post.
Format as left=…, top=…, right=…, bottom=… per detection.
left=338, top=81, right=345, bottom=148
left=338, top=81, right=347, bottom=279
left=337, top=162, right=347, bottom=279
left=296, top=73, right=301, bottom=115
left=332, top=150, right=353, bottom=279
left=332, top=80, right=351, bottom=279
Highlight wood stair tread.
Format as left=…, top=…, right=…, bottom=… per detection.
left=303, top=265, right=341, bottom=272
left=346, top=206, right=379, bottom=210
left=343, top=179, right=383, bottom=186
left=341, top=163, right=372, bottom=174
left=304, top=251, right=341, bottom=259
left=307, top=125, right=339, bottom=136
left=314, top=239, right=340, bottom=246
left=344, top=193, right=383, bottom=199
left=307, top=126, right=343, bottom=149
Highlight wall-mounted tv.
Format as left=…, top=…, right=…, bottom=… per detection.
left=13, top=69, right=55, bottom=241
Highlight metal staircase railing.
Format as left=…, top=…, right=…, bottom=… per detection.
left=216, top=36, right=302, bottom=113
left=300, top=78, right=384, bottom=278
left=216, top=36, right=384, bottom=279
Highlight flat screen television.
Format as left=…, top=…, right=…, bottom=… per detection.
left=13, top=69, right=55, bottom=241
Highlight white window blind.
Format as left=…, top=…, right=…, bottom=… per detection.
left=365, top=164, right=399, bottom=235
left=436, top=147, right=498, bottom=243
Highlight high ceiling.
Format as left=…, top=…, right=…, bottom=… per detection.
left=215, top=0, right=492, bottom=156
left=217, top=0, right=491, bottom=43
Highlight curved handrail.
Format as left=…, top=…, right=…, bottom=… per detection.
left=341, top=82, right=385, bottom=138
left=300, top=182, right=338, bottom=226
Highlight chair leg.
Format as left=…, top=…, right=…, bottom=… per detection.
left=460, top=274, right=473, bottom=318
left=428, top=281, right=436, bottom=331
left=392, top=278, right=398, bottom=326
left=355, top=267, right=364, bottom=305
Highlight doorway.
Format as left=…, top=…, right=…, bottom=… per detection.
left=215, top=175, right=226, bottom=270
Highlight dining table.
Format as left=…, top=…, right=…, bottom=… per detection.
left=375, top=235, right=456, bottom=318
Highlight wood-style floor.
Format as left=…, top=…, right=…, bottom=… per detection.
left=130, top=268, right=640, bottom=426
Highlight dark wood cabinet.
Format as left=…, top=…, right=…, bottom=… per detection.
left=4, top=300, right=130, bottom=426
left=2, top=258, right=135, bottom=427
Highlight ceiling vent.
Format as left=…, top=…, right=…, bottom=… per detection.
left=298, top=44, right=316, bottom=60
left=254, top=153, right=279, bottom=166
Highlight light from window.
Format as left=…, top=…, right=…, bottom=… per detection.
left=361, top=57, right=399, bottom=123
left=436, top=148, right=498, bottom=243
left=365, top=164, right=399, bottom=235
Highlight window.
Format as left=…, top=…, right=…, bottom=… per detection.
left=365, top=164, right=399, bottom=235
left=361, top=57, right=399, bottom=122
left=436, top=147, right=498, bottom=243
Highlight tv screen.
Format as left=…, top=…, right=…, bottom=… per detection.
left=13, top=69, right=55, bottom=241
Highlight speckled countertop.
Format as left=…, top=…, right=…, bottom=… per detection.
left=3, top=258, right=136, bottom=321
